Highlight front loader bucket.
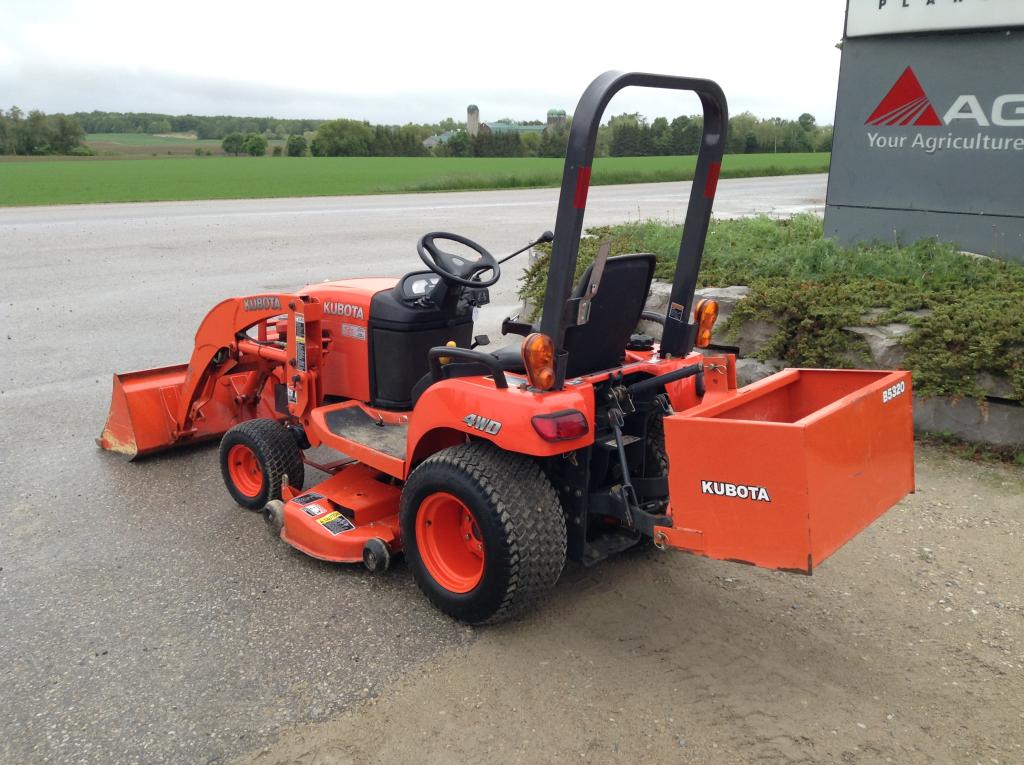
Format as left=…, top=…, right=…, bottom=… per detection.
left=657, top=368, right=915, bottom=574
left=97, top=365, right=189, bottom=459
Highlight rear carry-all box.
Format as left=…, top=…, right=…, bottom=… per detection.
left=658, top=368, right=915, bottom=573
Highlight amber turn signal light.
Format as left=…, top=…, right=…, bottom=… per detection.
left=521, top=332, right=556, bottom=390
left=694, top=298, right=719, bottom=348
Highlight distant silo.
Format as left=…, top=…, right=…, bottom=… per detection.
left=467, top=105, right=480, bottom=137
left=546, top=108, right=567, bottom=130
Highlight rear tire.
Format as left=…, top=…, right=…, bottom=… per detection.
left=220, top=418, right=304, bottom=510
left=400, top=442, right=566, bottom=624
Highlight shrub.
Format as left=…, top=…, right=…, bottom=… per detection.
left=243, top=134, right=267, bottom=156
left=285, top=134, right=307, bottom=157
left=518, top=216, right=1024, bottom=402
left=221, top=132, right=244, bottom=155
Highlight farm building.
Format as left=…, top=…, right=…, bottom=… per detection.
left=422, top=105, right=568, bottom=148
left=467, top=105, right=567, bottom=137
left=422, top=130, right=457, bottom=150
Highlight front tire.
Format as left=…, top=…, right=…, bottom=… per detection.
left=220, top=418, right=304, bottom=510
left=400, top=442, right=566, bottom=624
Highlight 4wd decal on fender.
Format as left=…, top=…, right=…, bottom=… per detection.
left=463, top=414, right=502, bottom=435
left=323, top=301, right=365, bottom=320
left=701, top=480, right=771, bottom=503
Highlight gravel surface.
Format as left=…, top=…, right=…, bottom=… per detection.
left=237, top=447, right=1023, bottom=765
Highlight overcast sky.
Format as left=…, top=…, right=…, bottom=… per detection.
left=1, top=0, right=847, bottom=125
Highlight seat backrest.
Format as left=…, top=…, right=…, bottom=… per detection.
left=563, top=253, right=656, bottom=378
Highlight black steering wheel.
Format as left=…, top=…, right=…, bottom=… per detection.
left=416, top=232, right=501, bottom=288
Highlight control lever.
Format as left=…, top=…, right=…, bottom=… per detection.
left=606, top=386, right=639, bottom=528
left=497, top=230, right=555, bottom=265
left=501, top=315, right=536, bottom=337
left=577, top=240, right=611, bottom=325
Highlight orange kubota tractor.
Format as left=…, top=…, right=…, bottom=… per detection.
left=99, top=72, right=915, bottom=624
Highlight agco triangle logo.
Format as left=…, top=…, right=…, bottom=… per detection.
left=866, top=67, right=943, bottom=127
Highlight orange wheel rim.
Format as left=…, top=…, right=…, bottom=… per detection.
left=416, top=492, right=485, bottom=593
left=227, top=444, right=263, bottom=497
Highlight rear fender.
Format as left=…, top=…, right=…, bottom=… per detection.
left=405, top=376, right=595, bottom=472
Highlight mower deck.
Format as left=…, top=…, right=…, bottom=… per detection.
left=277, top=463, right=401, bottom=564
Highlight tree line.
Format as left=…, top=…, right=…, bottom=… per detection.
left=72, top=110, right=326, bottom=140
left=0, top=108, right=89, bottom=155
left=2, top=106, right=832, bottom=158
left=604, top=111, right=832, bottom=156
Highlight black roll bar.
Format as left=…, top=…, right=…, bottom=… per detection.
left=538, top=71, right=728, bottom=389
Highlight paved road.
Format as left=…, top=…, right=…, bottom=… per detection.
left=0, top=176, right=826, bottom=764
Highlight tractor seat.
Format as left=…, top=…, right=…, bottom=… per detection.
left=491, top=253, right=657, bottom=378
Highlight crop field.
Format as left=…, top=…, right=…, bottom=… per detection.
left=0, top=152, right=830, bottom=206
left=86, top=132, right=222, bottom=145
left=81, top=132, right=285, bottom=157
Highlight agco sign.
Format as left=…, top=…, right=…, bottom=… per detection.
left=827, top=0, right=1024, bottom=260
left=865, top=67, right=1024, bottom=154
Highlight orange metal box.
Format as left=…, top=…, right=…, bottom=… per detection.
left=658, top=369, right=915, bottom=574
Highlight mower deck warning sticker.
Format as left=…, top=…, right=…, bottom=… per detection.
left=317, top=510, right=355, bottom=535
left=302, top=503, right=328, bottom=518
left=293, top=492, right=325, bottom=506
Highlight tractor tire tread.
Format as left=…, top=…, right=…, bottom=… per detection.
left=220, top=418, right=304, bottom=509
left=403, top=442, right=566, bottom=624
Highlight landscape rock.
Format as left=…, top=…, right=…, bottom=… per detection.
left=733, top=319, right=780, bottom=357
left=645, top=281, right=673, bottom=312
left=693, top=285, right=751, bottom=328
left=975, top=372, right=1016, bottom=400
left=844, top=323, right=913, bottom=369
left=913, top=396, right=1024, bottom=448
left=735, top=358, right=783, bottom=387
left=638, top=282, right=673, bottom=336
left=641, top=283, right=753, bottom=340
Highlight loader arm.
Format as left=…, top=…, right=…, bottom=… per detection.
left=99, top=294, right=303, bottom=458
left=173, top=295, right=297, bottom=433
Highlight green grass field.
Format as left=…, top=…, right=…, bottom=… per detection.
left=0, top=153, right=830, bottom=206
left=81, top=132, right=286, bottom=158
